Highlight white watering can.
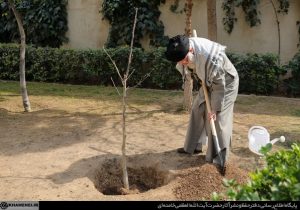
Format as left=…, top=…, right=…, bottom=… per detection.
left=248, top=126, right=285, bottom=156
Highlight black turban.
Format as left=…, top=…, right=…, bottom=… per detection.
left=165, top=35, right=189, bottom=62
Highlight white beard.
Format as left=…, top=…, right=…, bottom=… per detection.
left=186, top=52, right=195, bottom=69
left=187, top=62, right=196, bottom=69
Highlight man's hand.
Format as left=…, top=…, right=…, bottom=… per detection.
left=208, top=112, right=216, bottom=121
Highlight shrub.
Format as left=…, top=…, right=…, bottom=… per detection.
left=0, top=44, right=182, bottom=89
left=283, top=51, right=300, bottom=97
left=0, top=0, right=68, bottom=48
left=227, top=52, right=283, bottom=95
left=0, top=44, right=285, bottom=94
left=212, top=143, right=300, bottom=201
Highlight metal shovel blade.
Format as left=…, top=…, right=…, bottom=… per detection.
left=212, top=135, right=227, bottom=173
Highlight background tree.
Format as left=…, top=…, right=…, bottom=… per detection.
left=6, top=0, right=31, bottom=112
left=269, top=0, right=290, bottom=65
left=207, top=0, right=217, bottom=41
left=182, top=0, right=193, bottom=112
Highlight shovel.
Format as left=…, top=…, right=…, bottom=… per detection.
left=201, top=81, right=227, bottom=174
left=192, top=29, right=226, bottom=174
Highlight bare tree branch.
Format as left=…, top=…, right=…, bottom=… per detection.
left=129, top=68, right=156, bottom=90
left=126, top=8, right=138, bottom=77
left=103, top=47, right=124, bottom=85
left=110, top=77, right=121, bottom=96
left=127, top=68, right=136, bottom=81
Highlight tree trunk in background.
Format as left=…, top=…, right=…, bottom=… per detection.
left=8, top=0, right=31, bottom=112
left=183, top=0, right=193, bottom=112
left=185, top=0, right=193, bottom=37
left=207, top=0, right=217, bottom=41
left=270, top=0, right=282, bottom=92
left=270, top=0, right=281, bottom=65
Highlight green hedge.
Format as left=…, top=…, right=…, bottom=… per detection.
left=227, top=52, right=283, bottom=95
left=283, top=51, right=300, bottom=97
left=0, top=44, right=286, bottom=94
left=0, top=44, right=182, bottom=89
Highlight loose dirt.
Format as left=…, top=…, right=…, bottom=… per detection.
left=1, top=93, right=298, bottom=200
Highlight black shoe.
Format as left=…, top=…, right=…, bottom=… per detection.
left=177, top=147, right=188, bottom=154
left=194, top=149, right=202, bottom=154
left=177, top=147, right=202, bottom=154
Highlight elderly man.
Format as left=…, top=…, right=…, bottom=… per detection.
left=165, top=35, right=239, bottom=166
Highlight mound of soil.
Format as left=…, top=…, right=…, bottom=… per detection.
left=93, top=157, right=249, bottom=200
left=174, top=162, right=249, bottom=200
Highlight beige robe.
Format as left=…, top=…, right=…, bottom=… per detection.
left=176, top=38, right=239, bottom=163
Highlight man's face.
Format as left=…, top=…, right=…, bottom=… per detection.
left=178, top=49, right=195, bottom=69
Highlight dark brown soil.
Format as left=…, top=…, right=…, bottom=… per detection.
left=94, top=157, right=249, bottom=200
left=94, top=158, right=169, bottom=195
left=174, top=162, right=249, bottom=200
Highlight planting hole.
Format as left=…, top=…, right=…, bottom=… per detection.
left=94, top=158, right=170, bottom=195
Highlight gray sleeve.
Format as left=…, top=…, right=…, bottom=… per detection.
left=210, top=70, right=225, bottom=112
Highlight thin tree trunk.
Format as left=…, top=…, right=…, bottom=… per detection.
left=185, top=0, right=193, bottom=37
left=121, top=75, right=129, bottom=190
left=270, top=0, right=281, bottom=92
left=8, top=0, right=31, bottom=112
left=118, top=8, right=138, bottom=191
left=270, top=0, right=281, bottom=65
left=207, top=0, right=217, bottom=41
left=183, top=0, right=193, bottom=113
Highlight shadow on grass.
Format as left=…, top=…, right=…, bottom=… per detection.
left=0, top=107, right=181, bottom=156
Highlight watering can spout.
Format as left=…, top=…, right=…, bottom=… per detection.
left=270, top=136, right=285, bottom=145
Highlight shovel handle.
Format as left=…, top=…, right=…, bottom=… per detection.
left=193, top=29, right=225, bottom=172
left=192, top=29, right=218, bottom=137
left=201, top=79, right=218, bottom=137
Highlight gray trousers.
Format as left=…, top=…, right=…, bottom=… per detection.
left=183, top=55, right=239, bottom=163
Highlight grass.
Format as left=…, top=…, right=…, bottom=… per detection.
left=292, top=109, right=300, bottom=117
left=0, top=80, right=183, bottom=106
left=1, top=80, right=300, bottom=147
left=1, top=80, right=122, bottom=99
left=1, top=80, right=300, bottom=115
